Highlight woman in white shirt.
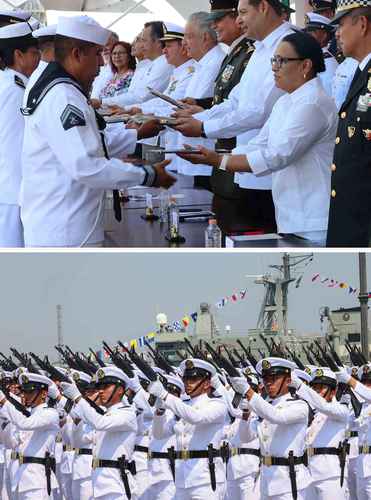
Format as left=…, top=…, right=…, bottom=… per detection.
left=178, top=31, right=338, bottom=239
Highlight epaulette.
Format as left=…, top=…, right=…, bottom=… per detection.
left=323, top=51, right=333, bottom=59
left=14, top=75, right=25, bottom=89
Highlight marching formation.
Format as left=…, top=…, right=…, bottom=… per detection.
left=0, top=0, right=370, bottom=248
left=0, top=340, right=370, bottom=499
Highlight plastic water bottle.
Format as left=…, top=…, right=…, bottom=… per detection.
left=159, top=190, right=169, bottom=223
left=167, top=196, right=180, bottom=240
left=205, top=219, right=222, bottom=247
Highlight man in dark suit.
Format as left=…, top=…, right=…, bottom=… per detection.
left=326, top=0, right=371, bottom=247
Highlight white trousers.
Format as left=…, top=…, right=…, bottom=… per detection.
left=357, top=475, right=371, bottom=500
left=149, top=479, right=176, bottom=499
left=265, top=491, right=307, bottom=500
left=60, top=472, right=73, bottom=500
left=226, top=474, right=260, bottom=500
left=176, top=482, right=225, bottom=500
left=135, top=469, right=150, bottom=500
left=71, top=477, right=94, bottom=500
left=16, top=489, right=54, bottom=499
left=0, top=203, right=24, bottom=247
left=347, top=457, right=358, bottom=500
left=307, top=478, right=348, bottom=500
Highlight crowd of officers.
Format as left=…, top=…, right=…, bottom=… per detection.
left=2, top=345, right=371, bottom=499
left=0, top=0, right=370, bottom=248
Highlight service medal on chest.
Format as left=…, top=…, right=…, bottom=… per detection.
left=221, top=65, right=234, bottom=83
left=363, top=129, right=371, bottom=140
left=348, top=126, right=356, bottom=138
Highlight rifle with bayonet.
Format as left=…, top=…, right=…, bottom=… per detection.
left=232, top=348, right=249, bottom=368
left=236, top=339, right=258, bottom=368
left=0, top=352, right=18, bottom=371
left=89, top=348, right=106, bottom=368
left=143, top=339, right=176, bottom=375
left=183, top=337, right=197, bottom=357
left=285, top=345, right=305, bottom=370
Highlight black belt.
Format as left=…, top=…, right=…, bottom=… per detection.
left=174, top=449, right=222, bottom=460
left=76, top=448, right=93, bottom=456
left=18, top=453, right=56, bottom=495
left=349, top=431, right=358, bottom=438
left=229, top=447, right=260, bottom=458
left=148, top=451, right=170, bottom=459
left=359, top=445, right=371, bottom=454
left=308, top=444, right=349, bottom=487
left=92, top=456, right=136, bottom=499
left=261, top=455, right=306, bottom=466
left=307, top=447, right=340, bottom=457
left=134, top=445, right=148, bottom=453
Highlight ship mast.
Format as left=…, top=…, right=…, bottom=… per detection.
left=359, top=253, right=369, bottom=359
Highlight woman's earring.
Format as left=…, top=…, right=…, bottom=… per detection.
left=303, top=73, right=307, bottom=79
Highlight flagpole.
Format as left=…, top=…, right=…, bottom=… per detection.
left=359, top=253, right=369, bottom=360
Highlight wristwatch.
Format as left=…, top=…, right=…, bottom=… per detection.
left=219, top=154, right=230, bottom=171
left=200, top=122, right=207, bottom=138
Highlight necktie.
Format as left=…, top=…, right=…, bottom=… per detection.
left=349, top=66, right=361, bottom=91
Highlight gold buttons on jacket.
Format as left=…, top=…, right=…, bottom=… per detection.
left=335, top=137, right=340, bottom=144
left=331, top=164, right=336, bottom=172
left=331, top=189, right=336, bottom=198
left=340, top=112, right=346, bottom=119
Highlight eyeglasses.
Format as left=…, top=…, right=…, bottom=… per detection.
left=271, top=55, right=306, bottom=69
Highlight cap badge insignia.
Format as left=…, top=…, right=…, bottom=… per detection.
left=97, top=368, right=105, bottom=380
left=72, top=372, right=80, bottom=382
left=363, top=129, right=371, bottom=140
left=21, top=374, right=29, bottom=385
left=185, top=360, right=194, bottom=369
left=244, top=368, right=252, bottom=376
left=305, top=367, right=312, bottom=375
left=348, top=126, right=355, bottom=138
left=262, top=360, right=271, bottom=370
left=316, top=369, right=324, bottom=377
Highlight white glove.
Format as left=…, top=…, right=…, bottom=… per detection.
left=230, top=376, right=250, bottom=397
left=60, top=382, right=81, bottom=402
left=290, top=372, right=302, bottom=390
left=336, top=368, right=351, bottom=384
left=211, top=374, right=222, bottom=391
left=148, top=379, right=168, bottom=400
left=155, top=396, right=165, bottom=411
left=127, top=373, right=142, bottom=393
left=47, top=382, right=60, bottom=400
left=0, top=390, right=6, bottom=402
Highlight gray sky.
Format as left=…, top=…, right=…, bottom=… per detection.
left=0, top=252, right=368, bottom=358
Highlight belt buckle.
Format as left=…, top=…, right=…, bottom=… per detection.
left=10, top=451, right=17, bottom=460
left=18, top=453, right=23, bottom=465
left=363, top=445, right=369, bottom=454
left=92, top=457, right=99, bottom=469
left=263, top=455, right=272, bottom=467
left=307, top=447, right=314, bottom=458
left=147, top=451, right=153, bottom=460
left=180, top=450, right=189, bottom=460
left=231, top=448, right=238, bottom=457
left=75, top=448, right=80, bottom=455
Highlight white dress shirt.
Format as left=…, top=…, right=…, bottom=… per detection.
left=332, top=57, right=358, bottom=110
left=234, top=77, right=338, bottom=234
left=90, top=64, right=114, bottom=99
left=102, top=54, right=173, bottom=108
left=196, top=22, right=293, bottom=190
left=171, top=44, right=226, bottom=176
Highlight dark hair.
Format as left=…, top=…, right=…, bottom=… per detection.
left=54, top=34, right=95, bottom=63
left=144, top=21, right=165, bottom=47
left=281, top=31, right=326, bottom=75
left=248, top=0, right=283, bottom=17
left=0, top=38, right=38, bottom=67
left=110, top=41, right=136, bottom=72
left=350, top=6, right=371, bottom=21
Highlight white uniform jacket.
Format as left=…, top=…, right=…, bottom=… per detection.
left=0, top=68, right=28, bottom=206
left=71, top=412, right=95, bottom=481
left=102, top=54, right=173, bottom=108
left=320, top=49, right=338, bottom=97
left=152, top=392, right=228, bottom=489
left=0, top=402, right=59, bottom=493
left=242, top=392, right=312, bottom=497
left=74, top=398, right=137, bottom=498
left=23, top=60, right=48, bottom=106
left=234, top=77, right=338, bottom=234
left=21, top=65, right=151, bottom=247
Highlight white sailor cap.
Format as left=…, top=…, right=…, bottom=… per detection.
left=256, top=357, right=297, bottom=376
left=0, top=10, right=31, bottom=24
left=0, top=370, right=14, bottom=381
left=310, top=367, right=337, bottom=388
left=160, top=22, right=185, bottom=41
left=57, top=15, right=110, bottom=46
left=94, top=366, right=130, bottom=386
left=179, top=358, right=216, bottom=378
left=165, top=374, right=184, bottom=393
left=304, top=12, right=334, bottom=31
left=294, top=368, right=312, bottom=384
left=18, top=372, right=52, bottom=391
left=32, top=24, right=57, bottom=39
left=69, top=369, right=92, bottom=386
left=0, top=21, right=34, bottom=47
left=28, top=17, right=40, bottom=30
left=357, top=363, right=371, bottom=382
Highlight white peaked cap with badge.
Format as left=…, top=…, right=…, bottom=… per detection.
left=256, top=357, right=297, bottom=376
left=0, top=21, right=32, bottom=39
left=94, top=365, right=130, bottom=385
left=69, top=369, right=92, bottom=384
left=0, top=10, right=31, bottom=22
left=32, top=24, right=57, bottom=38
left=306, top=12, right=332, bottom=25
left=160, top=22, right=185, bottom=41
left=310, top=366, right=337, bottom=383
left=165, top=374, right=185, bottom=393
left=57, top=15, right=110, bottom=46
left=293, top=368, right=312, bottom=384
left=18, top=372, right=53, bottom=387
left=179, top=358, right=216, bottom=378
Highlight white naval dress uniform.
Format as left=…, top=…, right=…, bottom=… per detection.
left=172, top=44, right=226, bottom=177
left=320, top=49, right=338, bottom=97
left=72, top=398, right=137, bottom=499
left=0, top=416, right=19, bottom=499
left=195, top=22, right=294, bottom=192
left=296, top=383, right=349, bottom=499
left=346, top=404, right=360, bottom=500
left=148, top=408, right=176, bottom=500
left=20, top=69, right=151, bottom=247
left=0, top=68, right=28, bottom=247
left=152, top=392, right=228, bottom=499
left=224, top=413, right=260, bottom=500
left=0, top=402, right=59, bottom=499
left=331, top=57, right=358, bottom=110
left=233, top=77, right=338, bottom=236
left=355, top=400, right=371, bottom=500
left=23, top=60, right=48, bottom=106
left=71, top=408, right=95, bottom=500
left=101, top=54, right=173, bottom=108
left=59, top=414, right=74, bottom=500
left=240, top=392, right=311, bottom=499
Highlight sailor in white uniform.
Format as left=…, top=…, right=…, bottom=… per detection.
left=149, top=358, right=228, bottom=500
left=230, top=357, right=312, bottom=500
left=0, top=22, right=40, bottom=247
left=60, top=366, right=138, bottom=500
left=20, top=15, right=175, bottom=248
left=0, top=372, right=59, bottom=499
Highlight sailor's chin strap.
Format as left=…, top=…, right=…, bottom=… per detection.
left=185, top=376, right=209, bottom=397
